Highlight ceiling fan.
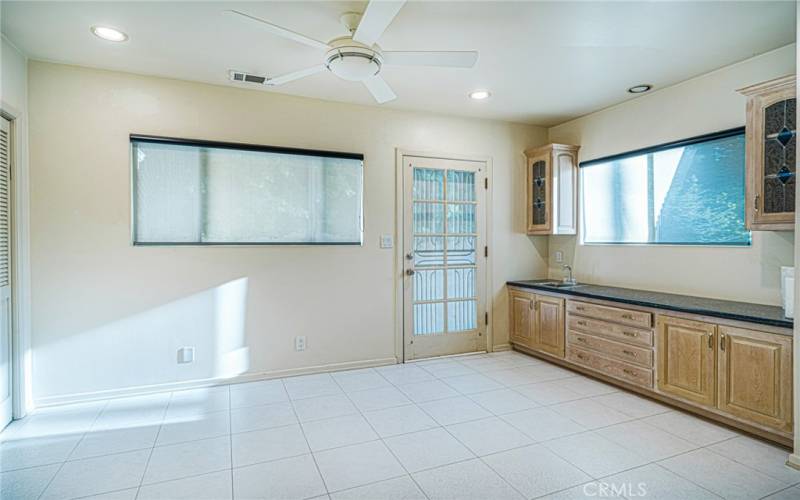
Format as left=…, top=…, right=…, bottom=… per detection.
left=224, top=0, right=478, bottom=104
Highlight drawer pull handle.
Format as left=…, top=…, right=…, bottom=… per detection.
left=623, top=368, right=636, bottom=376
left=575, top=306, right=585, bottom=311
left=576, top=353, right=586, bottom=360
left=622, top=349, right=635, bottom=356
left=621, top=313, right=634, bottom=320
left=622, top=331, right=638, bottom=338
left=576, top=337, right=586, bottom=343
left=577, top=320, right=587, bottom=326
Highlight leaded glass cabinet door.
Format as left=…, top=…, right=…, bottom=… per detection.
left=740, top=75, right=796, bottom=231
left=402, top=155, right=487, bottom=361
left=526, top=152, right=551, bottom=234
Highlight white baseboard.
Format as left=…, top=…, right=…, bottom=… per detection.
left=788, top=453, right=800, bottom=471
left=34, top=356, right=398, bottom=409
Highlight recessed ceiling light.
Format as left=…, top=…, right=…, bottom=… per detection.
left=627, top=84, right=652, bottom=94
left=469, top=90, right=491, bottom=100
left=91, top=26, right=128, bottom=42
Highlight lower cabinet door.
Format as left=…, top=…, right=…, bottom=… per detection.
left=657, top=315, right=717, bottom=407
left=717, top=325, right=793, bottom=433
left=509, top=291, right=534, bottom=348
left=534, top=295, right=565, bottom=358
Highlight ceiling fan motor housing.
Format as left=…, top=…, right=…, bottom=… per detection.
left=325, top=37, right=383, bottom=82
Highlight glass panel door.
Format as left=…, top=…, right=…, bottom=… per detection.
left=403, top=156, right=486, bottom=360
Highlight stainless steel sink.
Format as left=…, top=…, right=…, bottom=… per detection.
left=539, top=281, right=582, bottom=288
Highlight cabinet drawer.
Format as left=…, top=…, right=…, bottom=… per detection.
left=567, top=315, right=653, bottom=347
left=568, top=331, right=653, bottom=368
left=567, top=347, right=653, bottom=388
left=567, top=300, right=652, bottom=329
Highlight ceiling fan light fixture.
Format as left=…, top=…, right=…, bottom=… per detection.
left=469, top=90, right=491, bottom=100
left=91, top=25, right=128, bottom=42
left=627, top=84, right=652, bottom=94
left=325, top=45, right=382, bottom=82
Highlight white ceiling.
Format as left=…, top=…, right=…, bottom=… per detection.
left=2, top=1, right=796, bottom=126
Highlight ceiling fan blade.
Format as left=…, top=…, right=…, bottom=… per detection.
left=382, top=51, right=479, bottom=68
left=267, top=65, right=327, bottom=86
left=223, top=10, right=330, bottom=51
left=363, top=75, right=397, bottom=104
left=352, top=0, right=406, bottom=46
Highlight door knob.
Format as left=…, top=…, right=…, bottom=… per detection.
left=406, top=269, right=416, bottom=276
left=406, top=252, right=414, bottom=260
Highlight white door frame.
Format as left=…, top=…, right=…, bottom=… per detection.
left=1, top=99, right=32, bottom=421
left=394, top=149, right=493, bottom=363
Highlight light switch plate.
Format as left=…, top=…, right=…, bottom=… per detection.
left=380, top=234, right=393, bottom=249
left=177, top=346, right=195, bottom=364
left=554, top=251, right=564, bottom=263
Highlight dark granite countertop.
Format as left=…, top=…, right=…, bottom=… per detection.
left=507, top=279, right=793, bottom=331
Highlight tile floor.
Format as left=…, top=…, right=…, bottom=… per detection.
left=2, top=350, right=800, bottom=500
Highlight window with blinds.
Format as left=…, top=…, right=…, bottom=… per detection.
left=0, top=118, right=10, bottom=287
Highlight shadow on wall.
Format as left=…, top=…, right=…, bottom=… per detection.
left=34, top=278, right=251, bottom=401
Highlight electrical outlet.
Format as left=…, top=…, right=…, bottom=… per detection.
left=554, top=251, right=564, bottom=263
left=295, top=336, right=307, bottom=351
left=380, top=234, right=393, bottom=249
left=177, top=346, right=195, bottom=364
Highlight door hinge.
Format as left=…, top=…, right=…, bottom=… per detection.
left=484, top=246, right=488, bottom=258
left=484, top=178, right=488, bottom=189
left=485, top=312, right=489, bottom=325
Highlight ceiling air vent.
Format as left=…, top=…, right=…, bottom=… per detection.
left=229, top=70, right=266, bottom=84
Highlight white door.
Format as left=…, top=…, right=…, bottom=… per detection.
left=0, top=117, right=12, bottom=430
left=402, top=155, right=487, bottom=360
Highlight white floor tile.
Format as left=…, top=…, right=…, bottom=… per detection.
left=482, top=444, right=591, bottom=498
left=229, top=379, right=288, bottom=409
left=556, top=376, right=618, bottom=397
left=348, top=386, right=412, bottom=412
left=765, top=485, right=800, bottom=499
left=446, top=416, right=532, bottom=456
left=596, top=420, right=698, bottom=462
left=544, top=431, right=648, bottom=478
left=397, top=380, right=459, bottom=403
left=419, top=361, right=476, bottom=379
left=292, top=394, right=358, bottom=422
left=231, top=424, right=309, bottom=468
left=302, top=414, right=378, bottom=451
left=143, top=436, right=231, bottom=484
left=384, top=427, right=473, bottom=473
left=0, top=434, right=82, bottom=471
left=80, top=488, right=139, bottom=500
left=708, top=435, right=800, bottom=484
left=467, top=389, right=539, bottom=415
left=230, top=401, right=297, bottom=434
left=332, top=368, right=391, bottom=392
left=157, top=410, right=230, bottom=446
left=97, top=393, right=170, bottom=429
left=376, top=365, right=435, bottom=385
left=502, top=407, right=585, bottom=442
left=514, top=380, right=584, bottom=406
left=643, top=411, right=738, bottom=446
left=71, top=424, right=159, bottom=460
left=601, top=463, right=719, bottom=500
left=418, top=396, right=491, bottom=426
left=659, top=448, right=787, bottom=500
left=483, top=367, right=542, bottom=387
left=314, top=441, right=405, bottom=492
left=329, top=475, right=426, bottom=500
left=41, top=449, right=149, bottom=499
left=0, top=463, right=60, bottom=500
left=362, top=404, right=438, bottom=438
left=549, top=399, right=633, bottom=429
left=284, top=374, right=343, bottom=400
left=412, top=458, right=524, bottom=500
left=441, top=373, right=504, bottom=395
left=166, top=386, right=230, bottom=419
left=536, top=482, right=608, bottom=500
left=233, top=454, right=326, bottom=500
left=138, top=470, right=232, bottom=500
left=589, top=391, right=670, bottom=419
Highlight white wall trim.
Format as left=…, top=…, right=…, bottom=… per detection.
left=394, top=149, right=494, bottom=362
left=34, top=356, right=398, bottom=408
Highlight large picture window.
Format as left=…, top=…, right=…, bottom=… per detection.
left=580, top=128, right=750, bottom=246
left=131, top=136, right=363, bottom=245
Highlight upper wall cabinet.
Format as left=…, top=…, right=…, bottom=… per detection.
left=524, top=143, right=580, bottom=235
left=738, top=75, right=796, bottom=231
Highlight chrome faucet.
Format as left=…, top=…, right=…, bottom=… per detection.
left=562, top=264, right=576, bottom=285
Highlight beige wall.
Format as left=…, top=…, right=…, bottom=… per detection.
left=547, top=44, right=796, bottom=305
left=27, top=61, right=547, bottom=403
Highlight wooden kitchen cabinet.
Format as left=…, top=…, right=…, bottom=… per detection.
left=534, top=295, right=565, bottom=358
left=509, top=290, right=534, bottom=348
left=717, top=325, right=793, bottom=433
left=738, top=75, right=796, bottom=231
left=657, top=315, right=717, bottom=407
left=524, top=144, right=580, bottom=235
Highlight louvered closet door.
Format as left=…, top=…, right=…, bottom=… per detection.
left=0, top=117, right=11, bottom=431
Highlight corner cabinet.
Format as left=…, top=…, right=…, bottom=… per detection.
left=738, top=75, right=796, bottom=231
left=525, top=144, right=580, bottom=235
